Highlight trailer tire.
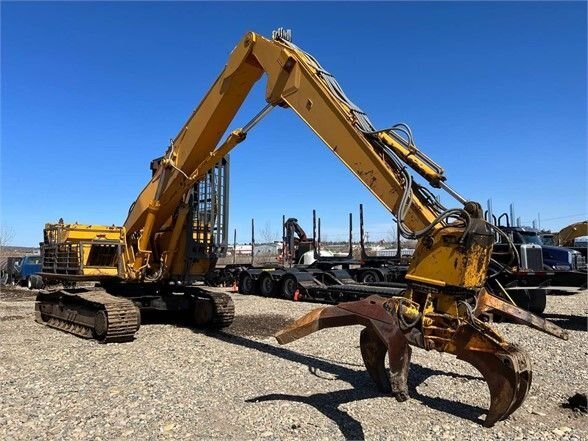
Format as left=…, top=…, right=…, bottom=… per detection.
left=280, top=275, right=298, bottom=300
left=508, top=289, right=547, bottom=315
left=528, top=289, right=547, bottom=315
left=238, top=272, right=255, bottom=295
left=258, top=273, right=274, bottom=297
left=359, top=269, right=381, bottom=284
left=326, top=291, right=341, bottom=304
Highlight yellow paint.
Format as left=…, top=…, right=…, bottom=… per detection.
left=42, top=222, right=126, bottom=278
left=407, top=226, right=491, bottom=289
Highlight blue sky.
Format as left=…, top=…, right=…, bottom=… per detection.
left=1, top=1, right=586, bottom=245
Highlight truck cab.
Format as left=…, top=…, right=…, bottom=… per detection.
left=497, top=226, right=586, bottom=271
left=13, top=255, right=43, bottom=288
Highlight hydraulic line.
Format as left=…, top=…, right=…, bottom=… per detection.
left=275, top=35, right=471, bottom=238
left=487, top=223, right=521, bottom=268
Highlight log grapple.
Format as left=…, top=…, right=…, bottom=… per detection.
left=276, top=290, right=567, bottom=427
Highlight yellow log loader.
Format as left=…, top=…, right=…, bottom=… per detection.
left=553, top=220, right=588, bottom=248
left=36, top=28, right=567, bottom=426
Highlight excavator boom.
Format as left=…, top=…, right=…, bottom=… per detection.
left=123, top=31, right=449, bottom=278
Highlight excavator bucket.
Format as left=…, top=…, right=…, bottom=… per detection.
left=275, top=295, right=535, bottom=427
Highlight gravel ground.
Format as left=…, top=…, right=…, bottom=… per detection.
left=1, top=286, right=586, bottom=440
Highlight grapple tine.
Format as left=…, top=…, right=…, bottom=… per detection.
left=360, top=326, right=391, bottom=393
left=276, top=294, right=536, bottom=428
left=275, top=307, right=328, bottom=344
left=499, top=345, right=532, bottom=420
left=454, top=331, right=533, bottom=427
left=275, top=303, right=372, bottom=344
left=275, top=296, right=394, bottom=345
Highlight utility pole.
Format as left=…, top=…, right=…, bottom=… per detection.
left=510, top=203, right=515, bottom=225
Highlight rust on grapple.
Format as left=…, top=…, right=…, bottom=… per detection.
left=276, top=291, right=565, bottom=427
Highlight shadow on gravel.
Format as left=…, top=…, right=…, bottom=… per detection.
left=140, top=311, right=294, bottom=338
left=0, top=287, right=37, bottom=302
left=203, top=330, right=485, bottom=440
left=542, top=313, right=588, bottom=331
left=0, top=315, right=27, bottom=321
left=227, top=314, right=293, bottom=338
left=140, top=310, right=486, bottom=438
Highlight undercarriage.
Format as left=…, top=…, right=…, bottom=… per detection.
left=35, top=284, right=235, bottom=342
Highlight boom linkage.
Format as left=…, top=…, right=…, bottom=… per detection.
left=124, top=32, right=467, bottom=281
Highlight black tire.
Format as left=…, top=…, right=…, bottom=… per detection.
left=238, top=272, right=255, bottom=295
left=258, top=273, right=274, bottom=297
left=280, top=275, right=298, bottom=300
left=507, top=289, right=547, bottom=315
left=30, top=275, right=44, bottom=289
left=359, top=269, right=381, bottom=284
left=528, top=289, right=547, bottom=315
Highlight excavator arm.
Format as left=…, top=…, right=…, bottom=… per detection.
left=124, top=30, right=454, bottom=279
left=120, top=30, right=567, bottom=426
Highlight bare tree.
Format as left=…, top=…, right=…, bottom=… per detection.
left=385, top=229, right=397, bottom=244
left=0, top=225, right=15, bottom=258
left=260, top=221, right=279, bottom=244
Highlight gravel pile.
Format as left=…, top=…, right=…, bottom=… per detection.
left=1, top=286, right=586, bottom=440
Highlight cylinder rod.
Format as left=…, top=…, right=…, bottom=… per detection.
left=242, top=103, right=275, bottom=134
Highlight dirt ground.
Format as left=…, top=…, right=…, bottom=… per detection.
left=1, top=285, right=586, bottom=440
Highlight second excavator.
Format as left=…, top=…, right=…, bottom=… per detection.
left=36, top=28, right=567, bottom=426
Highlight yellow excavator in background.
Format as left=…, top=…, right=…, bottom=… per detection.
left=35, top=29, right=567, bottom=426
left=553, top=220, right=588, bottom=247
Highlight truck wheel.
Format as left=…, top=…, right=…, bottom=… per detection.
left=280, top=275, right=298, bottom=300
left=326, top=291, right=341, bottom=304
left=238, top=273, right=255, bottom=295
left=359, top=270, right=381, bottom=284
left=507, top=289, right=547, bottom=315
left=32, top=275, right=45, bottom=289
left=258, top=273, right=274, bottom=297
left=527, top=289, right=547, bottom=315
